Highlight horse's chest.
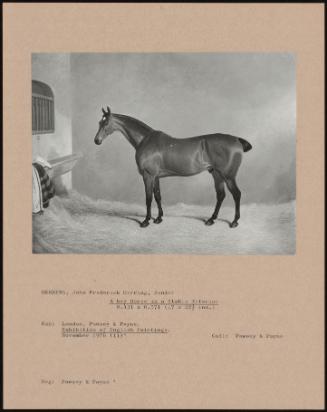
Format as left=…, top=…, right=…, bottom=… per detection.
left=136, top=148, right=162, bottom=174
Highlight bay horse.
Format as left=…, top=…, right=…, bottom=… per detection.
left=94, top=107, right=252, bottom=228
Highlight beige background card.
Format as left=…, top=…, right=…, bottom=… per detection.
left=3, top=3, right=324, bottom=409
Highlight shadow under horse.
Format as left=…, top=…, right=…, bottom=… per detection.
left=94, top=107, right=252, bottom=228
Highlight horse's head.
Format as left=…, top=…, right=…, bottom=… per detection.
left=94, top=106, right=114, bottom=145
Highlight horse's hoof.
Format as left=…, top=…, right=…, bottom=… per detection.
left=140, top=220, right=150, bottom=228
left=153, top=217, right=163, bottom=224
left=230, top=221, right=239, bottom=228
left=205, top=219, right=215, bottom=226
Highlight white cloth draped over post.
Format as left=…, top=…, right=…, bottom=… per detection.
left=32, top=153, right=82, bottom=214
left=32, top=156, right=54, bottom=214
left=32, top=164, right=43, bottom=214
left=33, top=156, right=52, bottom=169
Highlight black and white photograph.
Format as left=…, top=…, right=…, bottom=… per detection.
left=32, top=53, right=296, bottom=254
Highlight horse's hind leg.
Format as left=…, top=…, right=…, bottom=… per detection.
left=225, top=177, right=241, bottom=228
left=140, top=171, right=155, bottom=228
left=153, top=177, right=163, bottom=224
left=205, top=171, right=226, bottom=226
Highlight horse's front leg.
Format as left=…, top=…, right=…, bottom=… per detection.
left=153, top=177, right=163, bottom=224
left=140, top=171, right=155, bottom=228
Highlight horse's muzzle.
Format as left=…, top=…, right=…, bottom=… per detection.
left=94, top=139, right=102, bottom=145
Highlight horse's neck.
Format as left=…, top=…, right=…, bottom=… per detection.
left=113, top=114, right=153, bottom=148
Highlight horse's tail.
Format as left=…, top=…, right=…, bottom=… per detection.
left=238, top=137, right=252, bottom=152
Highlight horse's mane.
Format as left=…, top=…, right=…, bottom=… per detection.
left=114, top=114, right=154, bottom=132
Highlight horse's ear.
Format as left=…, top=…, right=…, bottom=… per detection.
left=106, top=106, right=111, bottom=115
left=102, top=108, right=106, bottom=115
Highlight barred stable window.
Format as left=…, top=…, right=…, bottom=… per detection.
left=32, top=80, right=55, bottom=134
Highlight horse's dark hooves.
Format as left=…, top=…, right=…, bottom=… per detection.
left=153, top=217, right=163, bottom=224
left=140, top=220, right=150, bottom=228
left=205, top=219, right=215, bottom=226
left=230, top=221, right=239, bottom=228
